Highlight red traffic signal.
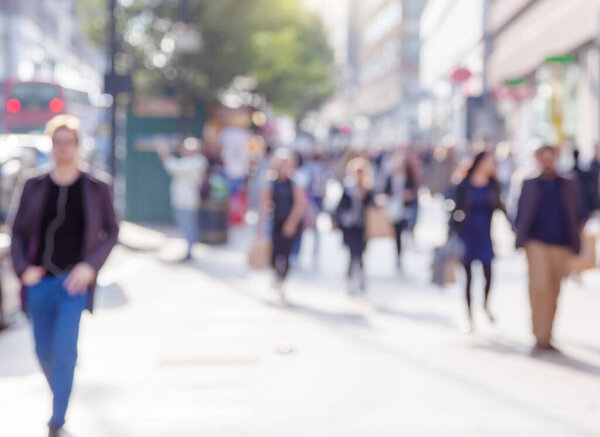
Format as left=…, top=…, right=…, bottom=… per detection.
left=49, top=98, right=64, bottom=113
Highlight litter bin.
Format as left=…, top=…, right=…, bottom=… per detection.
left=199, top=171, right=228, bottom=244
left=199, top=199, right=228, bottom=244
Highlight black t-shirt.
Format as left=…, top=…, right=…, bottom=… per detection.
left=34, top=176, right=86, bottom=276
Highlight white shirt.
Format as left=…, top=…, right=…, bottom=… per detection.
left=219, top=126, right=250, bottom=179
left=163, top=155, right=207, bottom=210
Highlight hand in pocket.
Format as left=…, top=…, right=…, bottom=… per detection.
left=21, top=266, right=46, bottom=287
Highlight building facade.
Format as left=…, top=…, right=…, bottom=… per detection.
left=0, top=0, right=104, bottom=100
left=420, top=0, right=489, bottom=144
left=305, top=0, right=428, bottom=148
left=421, top=0, right=600, bottom=159
left=489, top=0, right=600, bottom=158
left=354, top=0, right=428, bottom=146
left=301, top=0, right=354, bottom=145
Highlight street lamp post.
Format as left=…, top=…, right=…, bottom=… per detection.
left=108, top=0, right=117, bottom=178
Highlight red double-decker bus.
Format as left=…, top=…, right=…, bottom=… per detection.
left=1, top=79, right=68, bottom=133
left=2, top=79, right=103, bottom=132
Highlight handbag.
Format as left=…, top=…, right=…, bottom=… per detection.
left=303, top=197, right=318, bottom=229
left=248, top=236, right=272, bottom=270
left=385, top=196, right=405, bottom=223
left=445, top=233, right=465, bottom=260
left=572, top=234, right=597, bottom=274
left=365, top=206, right=395, bottom=240
left=432, top=246, right=459, bottom=287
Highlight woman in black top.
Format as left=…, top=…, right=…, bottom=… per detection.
left=384, top=154, right=418, bottom=269
left=335, top=157, right=374, bottom=295
left=260, top=149, right=306, bottom=302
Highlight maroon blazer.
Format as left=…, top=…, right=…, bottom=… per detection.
left=10, top=170, right=119, bottom=313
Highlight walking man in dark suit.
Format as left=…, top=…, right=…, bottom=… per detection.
left=515, top=144, right=583, bottom=354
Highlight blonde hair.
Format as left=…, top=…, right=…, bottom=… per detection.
left=271, top=147, right=296, bottom=168
left=346, top=157, right=374, bottom=190
left=45, top=114, right=82, bottom=144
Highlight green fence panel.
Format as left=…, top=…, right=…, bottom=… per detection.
left=124, top=102, right=205, bottom=223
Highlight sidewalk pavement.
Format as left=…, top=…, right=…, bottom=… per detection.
left=0, top=200, right=599, bottom=437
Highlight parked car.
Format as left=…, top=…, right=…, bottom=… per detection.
left=0, top=133, right=52, bottom=221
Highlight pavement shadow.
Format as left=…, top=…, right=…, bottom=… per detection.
left=564, top=340, right=600, bottom=357
left=158, top=250, right=248, bottom=283
left=117, top=221, right=172, bottom=253
left=0, top=321, right=39, bottom=377
left=94, top=283, right=128, bottom=309
left=73, top=382, right=132, bottom=437
left=344, top=333, right=600, bottom=437
left=533, top=350, right=600, bottom=378
left=470, top=337, right=600, bottom=377
left=468, top=337, right=531, bottom=356
left=287, top=302, right=372, bottom=329
left=374, top=305, right=455, bottom=329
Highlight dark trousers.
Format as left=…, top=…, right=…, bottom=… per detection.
left=272, top=221, right=297, bottom=280
left=343, top=227, right=366, bottom=276
left=27, top=274, right=87, bottom=429
left=394, top=220, right=407, bottom=256
left=463, top=261, right=492, bottom=313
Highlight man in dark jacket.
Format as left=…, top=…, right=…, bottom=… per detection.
left=590, top=143, right=600, bottom=212
left=515, top=144, right=582, bottom=353
left=10, top=115, right=119, bottom=437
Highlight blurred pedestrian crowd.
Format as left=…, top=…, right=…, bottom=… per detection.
left=147, top=121, right=600, bottom=354
left=4, top=114, right=600, bottom=435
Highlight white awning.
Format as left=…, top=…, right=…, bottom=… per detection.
left=488, top=0, right=600, bottom=87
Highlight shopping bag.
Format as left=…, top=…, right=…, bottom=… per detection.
left=303, top=198, right=318, bottom=229
left=431, top=246, right=447, bottom=287
left=365, top=206, right=395, bottom=240
left=432, top=246, right=458, bottom=287
left=445, top=234, right=465, bottom=260
left=445, top=259, right=458, bottom=284
left=572, top=234, right=597, bottom=274
left=248, top=236, right=272, bottom=270
left=385, top=197, right=405, bottom=223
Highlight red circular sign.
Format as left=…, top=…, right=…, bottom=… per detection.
left=451, top=68, right=472, bottom=83
left=6, top=98, right=21, bottom=113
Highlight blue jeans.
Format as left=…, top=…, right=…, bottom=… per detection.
left=27, top=274, right=87, bottom=429
left=173, top=208, right=199, bottom=255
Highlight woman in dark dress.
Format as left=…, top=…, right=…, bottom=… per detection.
left=260, top=148, right=306, bottom=302
left=335, top=158, right=374, bottom=295
left=451, top=151, right=506, bottom=331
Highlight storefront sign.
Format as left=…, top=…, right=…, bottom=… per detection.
left=133, top=98, right=181, bottom=118
left=545, top=54, right=576, bottom=65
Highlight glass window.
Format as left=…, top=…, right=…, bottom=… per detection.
left=10, top=84, right=60, bottom=110
left=362, top=1, right=402, bottom=46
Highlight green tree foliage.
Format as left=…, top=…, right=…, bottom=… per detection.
left=250, top=8, right=334, bottom=118
left=77, top=0, right=333, bottom=119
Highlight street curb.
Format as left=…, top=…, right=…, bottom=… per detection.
left=118, top=221, right=169, bottom=252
